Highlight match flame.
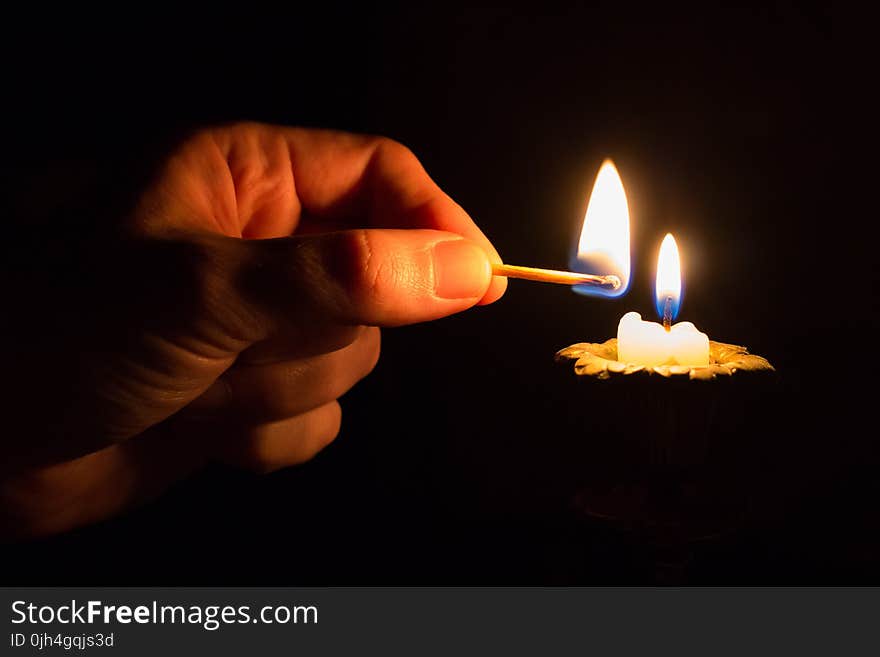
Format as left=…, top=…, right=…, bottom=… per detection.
left=571, top=159, right=630, bottom=298
left=654, top=233, right=682, bottom=320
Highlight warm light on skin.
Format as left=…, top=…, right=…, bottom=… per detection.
left=571, top=159, right=630, bottom=298
left=655, top=233, right=682, bottom=320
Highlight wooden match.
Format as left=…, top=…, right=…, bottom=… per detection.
left=492, top=264, right=621, bottom=289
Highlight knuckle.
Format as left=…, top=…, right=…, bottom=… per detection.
left=332, top=324, right=370, bottom=352
left=236, top=428, right=282, bottom=475
left=175, top=127, right=218, bottom=154
left=371, top=136, right=418, bottom=169
left=189, top=237, right=269, bottom=344
left=329, top=229, right=386, bottom=310
left=234, top=402, right=342, bottom=473
left=312, top=354, right=363, bottom=411
left=327, top=328, right=380, bottom=397
left=183, top=121, right=262, bottom=150
left=318, top=402, right=343, bottom=446
left=360, top=327, right=382, bottom=377
left=222, top=120, right=265, bottom=135
left=168, top=125, right=237, bottom=167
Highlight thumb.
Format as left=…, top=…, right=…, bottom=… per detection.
left=242, top=229, right=496, bottom=329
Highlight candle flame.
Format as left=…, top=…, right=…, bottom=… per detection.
left=655, top=233, right=682, bottom=320
left=571, top=159, right=630, bottom=298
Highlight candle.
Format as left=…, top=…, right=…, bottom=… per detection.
left=617, top=312, right=709, bottom=367
left=616, top=234, right=710, bottom=367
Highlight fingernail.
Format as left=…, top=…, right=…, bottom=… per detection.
left=432, top=239, right=491, bottom=299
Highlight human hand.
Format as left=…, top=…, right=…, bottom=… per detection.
left=1, top=123, right=505, bottom=539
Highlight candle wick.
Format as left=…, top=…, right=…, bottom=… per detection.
left=663, top=296, right=673, bottom=332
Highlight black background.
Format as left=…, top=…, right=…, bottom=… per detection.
left=3, top=4, right=870, bottom=582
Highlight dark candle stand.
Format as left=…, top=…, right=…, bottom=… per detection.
left=555, top=340, right=776, bottom=583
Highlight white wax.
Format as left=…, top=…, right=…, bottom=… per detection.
left=617, top=311, right=710, bottom=367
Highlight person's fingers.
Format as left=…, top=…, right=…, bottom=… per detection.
left=135, top=123, right=506, bottom=305
left=0, top=420, right=208, bottom=541
left=261, top=126, right=507, bottom=306
left=189, top=327, right=380, bottom=422
left=214, top=401, right=342, bottom=474
left=133, top=125, right=304, bottom=240
left=236, top=324, right=368, bottom=365
left=9, top=223, right=488, bottom=468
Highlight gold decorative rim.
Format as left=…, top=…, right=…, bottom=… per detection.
left=555, top=338, right=774, bottom=381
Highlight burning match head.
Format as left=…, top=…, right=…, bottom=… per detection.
left=571, top=266, right=627, bottom=297
left=605, top=275, right=622, bottom=290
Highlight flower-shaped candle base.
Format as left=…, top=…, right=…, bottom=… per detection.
left=556, top=338, right=774, bottom=380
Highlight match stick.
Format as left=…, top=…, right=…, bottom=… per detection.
left=492, top=264, right=621, bottom=289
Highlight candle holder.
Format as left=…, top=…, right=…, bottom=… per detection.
left=554, top=338, right=775, bottom=583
